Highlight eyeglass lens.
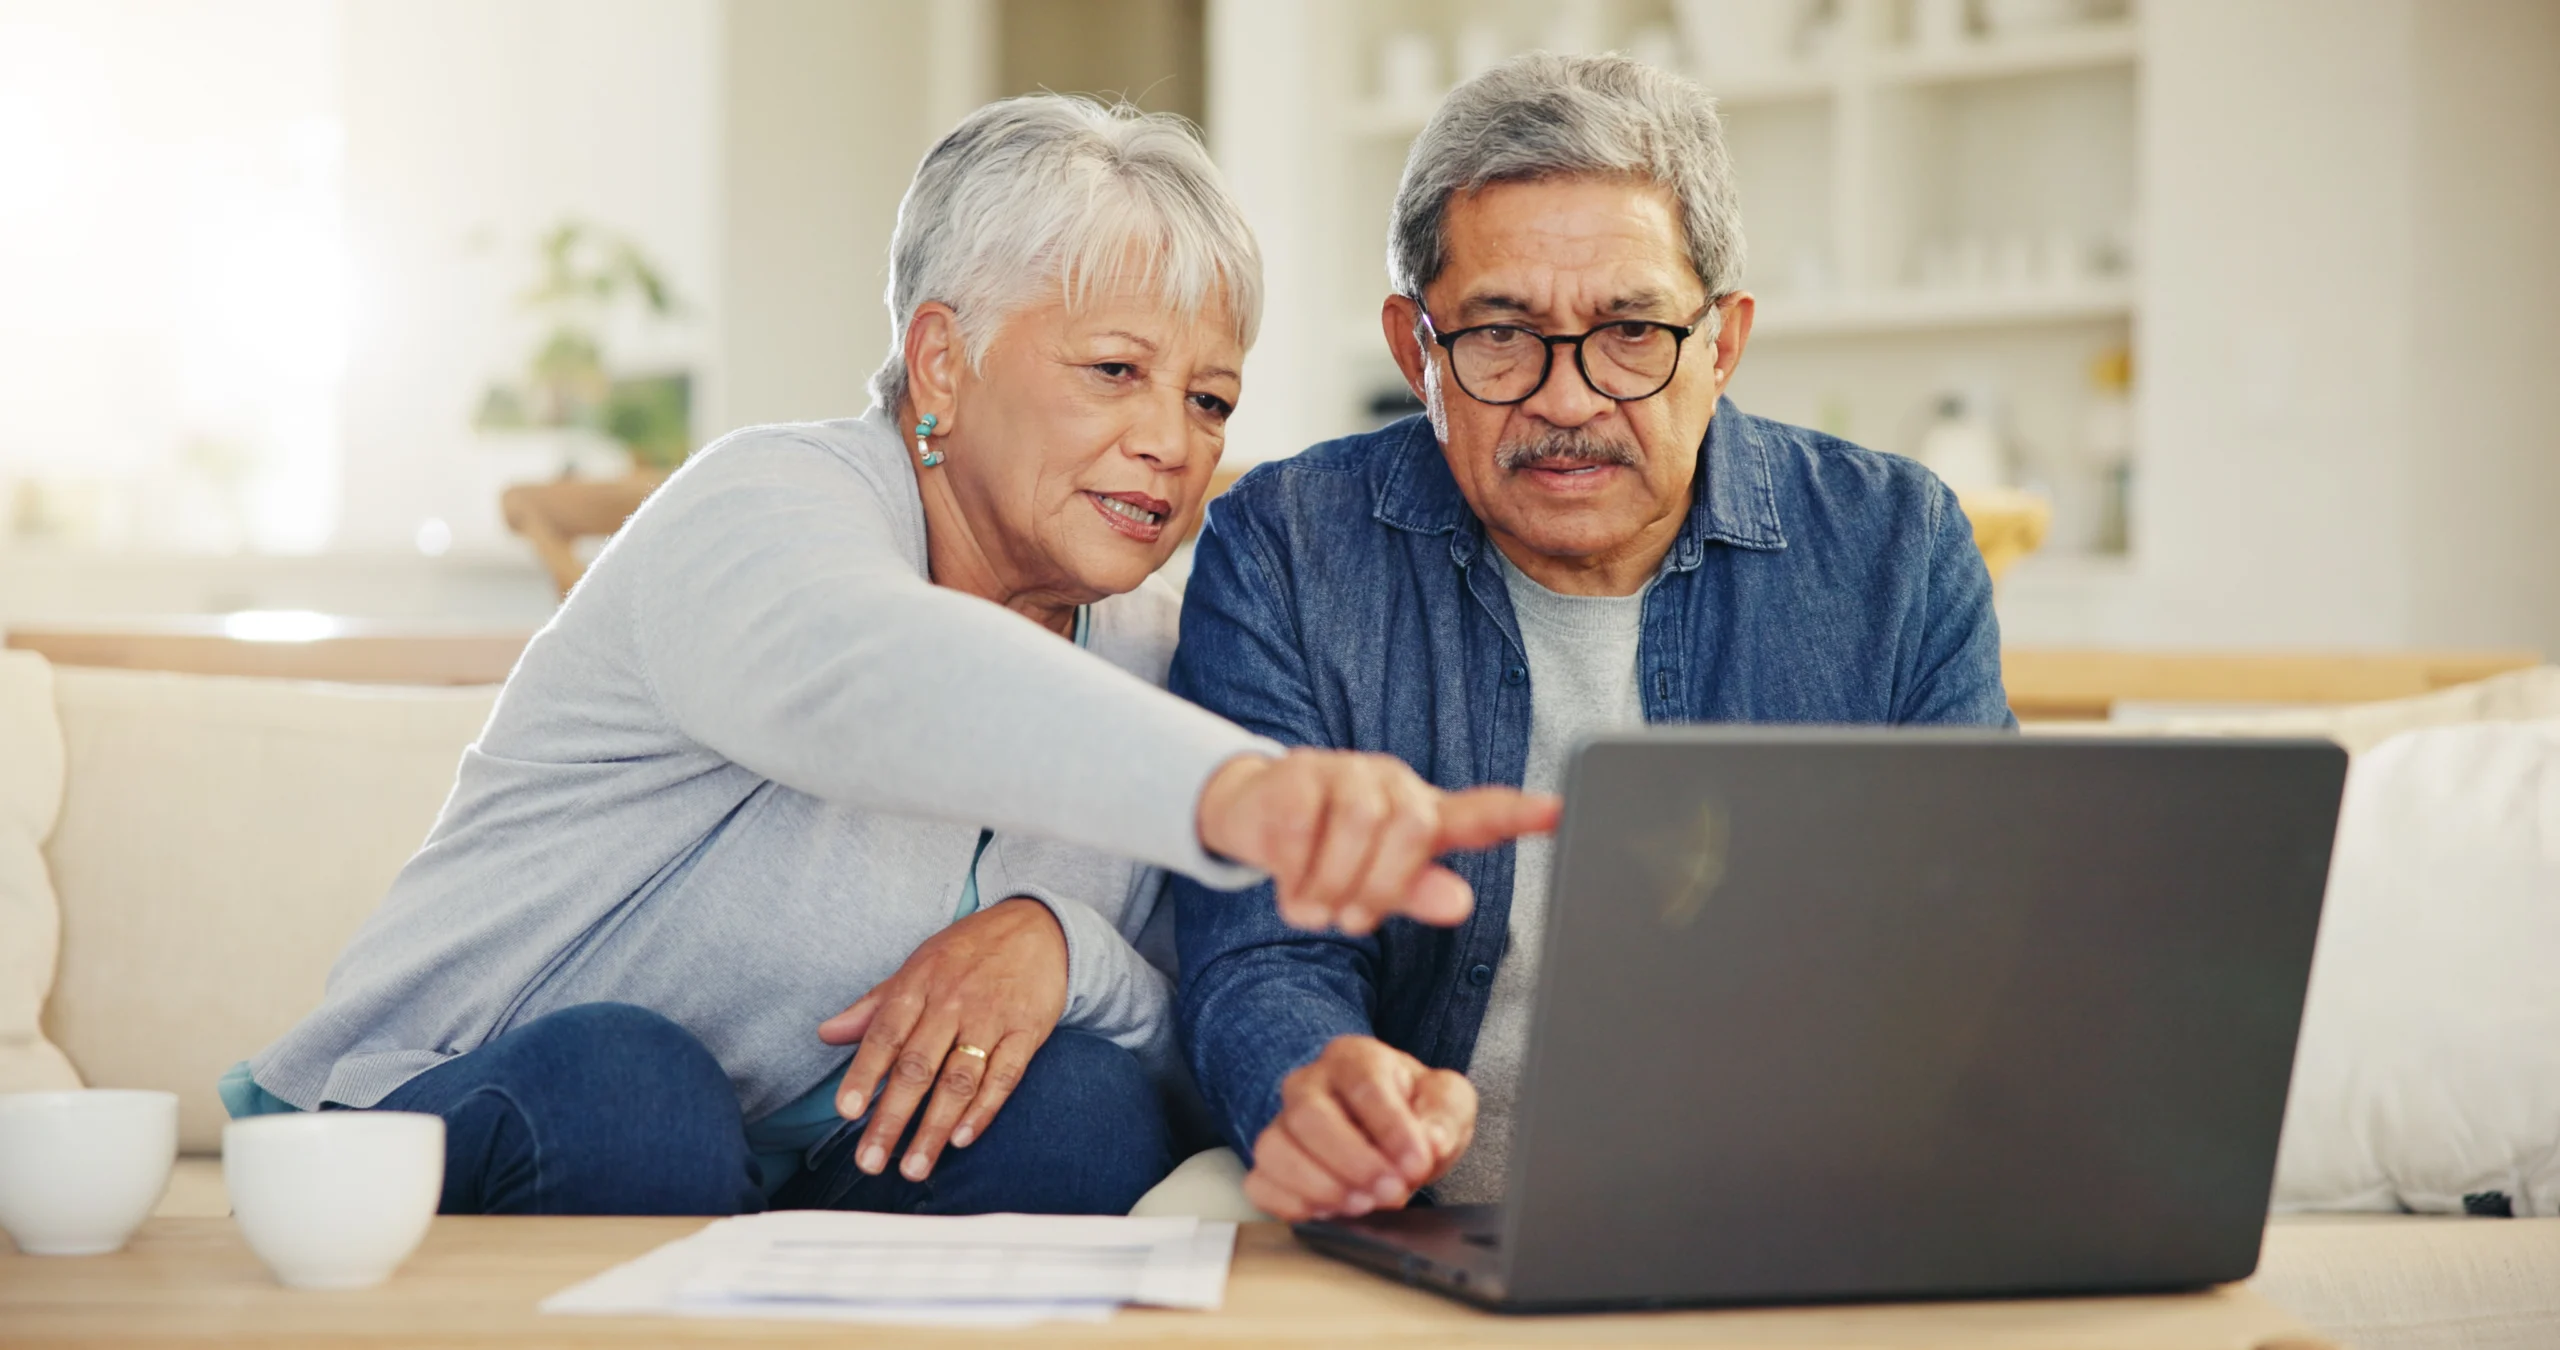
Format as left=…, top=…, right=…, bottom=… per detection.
left=1451, top=322, right=1684, bottom=403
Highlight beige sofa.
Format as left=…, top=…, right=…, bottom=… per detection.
left=5, top=650, right=2556, bottom=1348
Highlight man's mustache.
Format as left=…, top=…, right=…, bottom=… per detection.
left=1494, top=429, right=1642, bottom=473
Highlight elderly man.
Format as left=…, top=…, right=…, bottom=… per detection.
left=1171, top=53, right=2013, bottom=1221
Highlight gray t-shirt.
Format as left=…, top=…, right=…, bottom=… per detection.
left=1435, top=550, right=1649, bottom=1205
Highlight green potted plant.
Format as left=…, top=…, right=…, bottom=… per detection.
left=474, top=221, right=695, bottom=591
left=474, top=220, right=694, bottom=473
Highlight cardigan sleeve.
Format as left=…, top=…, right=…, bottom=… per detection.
left=624, top=427, right=1277, bottom=885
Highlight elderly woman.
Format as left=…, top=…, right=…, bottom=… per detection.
left=225, top=97, right=1555, bottom=1218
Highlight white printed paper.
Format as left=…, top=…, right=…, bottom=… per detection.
left=542, top=1210, right=1236, bottom=1327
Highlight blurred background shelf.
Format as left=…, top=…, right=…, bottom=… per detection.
left=1703, top=66, right=1840, bottom=108
left=1748, top=282, right=2138, bottom=337
left=1253, top=0, right=2146, bottom=578
left=4, top=0, right=2551, bottom=664
left=1339, top=21, right=2140, bottom=137
left=1874, top=20, right=2138, bottom=86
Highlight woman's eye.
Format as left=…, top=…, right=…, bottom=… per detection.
left=1093, top=361, right=1139, bottom=381
left=1190, top=392, right=1234, bottom=421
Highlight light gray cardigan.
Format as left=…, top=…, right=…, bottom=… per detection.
left=248, top=409, right=1272, bottom=1120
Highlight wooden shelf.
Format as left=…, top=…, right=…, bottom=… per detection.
left=1873, top=23, right=2139, bottom=88
left=2004, top=647, right=2545, bottom=722
left=1705, top=67, right=1838, bottom=108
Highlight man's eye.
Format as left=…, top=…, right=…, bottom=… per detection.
left=1478, top=327, right=1528, bottom=346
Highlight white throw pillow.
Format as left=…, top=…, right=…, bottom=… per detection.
left=2272, top=719, right=2560, bottom=1216
left=0, top=652, right=82, bottom=1092
left=2140, top=666, right=2560, bottom=755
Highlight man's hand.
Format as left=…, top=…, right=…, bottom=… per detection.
left=1244, top=1035, right=1476, bottom=1222
left=1198, top=750, right=1560, bottom=935
left=817, top=897, right=1067, bottom=1183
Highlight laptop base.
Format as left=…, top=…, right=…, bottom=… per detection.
left=1293, top=1207, right=1514, bottom=1311
left=1297, top=1209, right=2224, bottom=1314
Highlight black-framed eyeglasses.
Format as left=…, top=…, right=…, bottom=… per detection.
left=1418, top=302, right=1719, bottom=406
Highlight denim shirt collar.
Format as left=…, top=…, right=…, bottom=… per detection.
left=1372, top=396, right=1788, bottom=573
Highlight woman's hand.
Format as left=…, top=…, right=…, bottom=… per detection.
left=1196, top=750, right=1561, bottom=935
left=817, top=897, right=1068, bottom=1183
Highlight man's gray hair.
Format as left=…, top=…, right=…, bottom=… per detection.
left=871, top=94, right=1262, bottom=411
left=1389, top=53, right=1745, bottom=321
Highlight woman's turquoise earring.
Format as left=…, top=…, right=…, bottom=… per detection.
left=914, top=413, right=943, bottom=468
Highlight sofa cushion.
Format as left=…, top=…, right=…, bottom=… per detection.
left=2272, top=719, right=2560, bottom=1217
left=0, top=652, right=81, bottom=1094
left=1129, top=1146, right=1270, bottom=1222
left=40, top=668, right=497, bottom=1152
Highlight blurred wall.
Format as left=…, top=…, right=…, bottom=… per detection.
left=719, top=0, right=936, bottom=427
left=997, top=0, right=1206, bottom=125
left=716, top=0, right=1207, bottom=430
left=1205, top=0, right=1332, bottom=469
left=1999, top=0, right=2560, bottom=655
left=2405, top=0, right=2560, bottom=657
left=336, top=0, right=720, bottom=554
left=2125, top=0, right=2418, bottom=647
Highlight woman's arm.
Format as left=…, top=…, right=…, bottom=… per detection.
left=623, top=425, right=1549, bottom=936
left=623, top=429, right=1271, bottom=885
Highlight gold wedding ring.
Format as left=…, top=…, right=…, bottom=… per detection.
left=950, top=1043, right=990, bottom=1061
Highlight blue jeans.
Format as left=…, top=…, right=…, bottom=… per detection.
left=771, top=1027, right=1173, bottom=1216
left=374, top=1003, right=1172, bottom=1216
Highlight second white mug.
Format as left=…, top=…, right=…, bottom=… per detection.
left=223, top=1111, right=444, bottom=1290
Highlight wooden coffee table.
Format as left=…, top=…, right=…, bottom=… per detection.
left=1, top=1218, right=2331, bottom=1348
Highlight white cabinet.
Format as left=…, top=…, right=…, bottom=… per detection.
left=1214, top=0, right=2143, bottom=562
left=1209, top=0, right=2560, bottom=655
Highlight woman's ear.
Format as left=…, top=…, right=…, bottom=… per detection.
left=903, top=301, right=964, bottom=430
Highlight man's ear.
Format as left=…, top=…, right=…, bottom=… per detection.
left=903, top=301, right=964, bottom=428
left=1708, top=292, right=1755, bottom=393
left=1382, top=294, right=1430, bottom=402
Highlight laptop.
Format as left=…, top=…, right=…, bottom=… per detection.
left=1296, top=729, right=2347, bottom=1312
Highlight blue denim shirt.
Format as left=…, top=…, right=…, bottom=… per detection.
left=1170, top=399, right=2014, bottom=1161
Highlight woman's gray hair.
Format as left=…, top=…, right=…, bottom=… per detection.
left=1389, top=53, right=1744, bottom=327
left=871, top=94, right=1263, bottom=412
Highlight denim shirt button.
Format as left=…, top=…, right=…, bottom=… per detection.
left=1467, top=962, right=1495, bottom=987
left=1503, top=665, right=1526, bottom=686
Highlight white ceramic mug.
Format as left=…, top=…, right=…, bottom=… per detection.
left=0, top=1089, right=179, bottom=1255
left=223, top=1112, right=444, bottom=1289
